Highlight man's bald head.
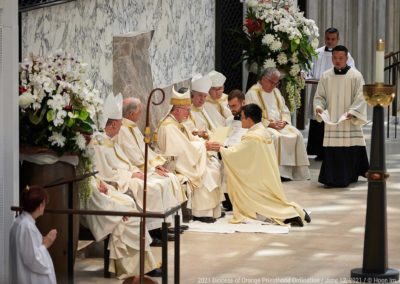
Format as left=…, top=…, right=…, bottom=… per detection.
left=122, top=97, right=142, bottom=122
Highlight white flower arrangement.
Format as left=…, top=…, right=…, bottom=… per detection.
left=232, top=0, right=319, bottom=111
left=19, top=51, right=103, bottom=168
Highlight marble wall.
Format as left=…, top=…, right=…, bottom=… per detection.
left=21, top=0, right=215, bottom=97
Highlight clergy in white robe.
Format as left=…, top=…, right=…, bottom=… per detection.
left=81, top=177, right=157, bottom=279
left=246, top=68, right=310, bottom=180
left=220, top=104, right=309, bottom=226
left=9, top=186, right=57, bottom=284
left=91, top=94, right=164, bottom=231
left=307, top=27, right=355, bottom=159
left=184, top=76, right=217, bottom=135
left=204, top=70, right=233, bottom=126
left=157, top=87, right=224, bottom=223
left=314, top=45, right=369, bottom=187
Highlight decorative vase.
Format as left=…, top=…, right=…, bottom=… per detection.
left=20, top=150, right=80, bottom=284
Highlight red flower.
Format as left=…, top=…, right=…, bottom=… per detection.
left=245, top=18, right=264, bottom=35
left=64, top=105, right=72, bottom=111
left=19, top=86, right=28, bottom=94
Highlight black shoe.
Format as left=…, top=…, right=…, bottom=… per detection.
left=168, top=227, right=184, bottom=234
left=303, top=209, right=311, bottom=223
left=314, top=155, right=323, bottom=161
left=146, top=268, right=162, bottom=277
left=180, top=224, right=189, bottom=231
left=150, top=237, right=163, bottom=247
left=219, top=211, right=226, bottom=219
left=192, top=216, right=216, bottom=223
left=149, top=229, right=175, bottom=241
left=280, top=177, right=292, bottom=182
left=284, top=216, right=304, bottom=227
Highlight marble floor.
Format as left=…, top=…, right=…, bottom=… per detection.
left=74, top=118, right=400, bottom=284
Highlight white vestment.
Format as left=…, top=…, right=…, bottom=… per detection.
left=81, top=177, right=157, bottom=279
left=157, top=114, right=223, bottom=218
left=204, top=94, right=233, bottom=126
left=314, top=68, right=367, bottom=147
left=307, top=46, right=355, bottom=119
left=116, top=119, right=187, bottom=205
left=246, top=83, right=310, bottom=180
left=90, top=132, right=166, bottom=230
left=9, top=212, right=57, bottom=284
left=185, top=105, right=217, bottom=133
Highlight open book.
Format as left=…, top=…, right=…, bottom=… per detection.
left=318, top=110, right=348, bottom=125
left=209, top=126, right=231, bottom=144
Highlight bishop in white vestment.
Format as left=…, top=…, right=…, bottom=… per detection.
left=157, top=87, right=224, bottom=223
left=246, top=68, right=310, bottom=180
left=116, top=97, right=187, bottom=205
left=185, top=74, right=217, bottom=135
left=204, top=70, right=233, bottom=126
left=220, top=104, right=310, bottom=226
left=314, top=45, right=369, bottom=187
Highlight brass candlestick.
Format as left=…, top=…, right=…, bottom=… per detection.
left=350, top=82, right=399, bottom=282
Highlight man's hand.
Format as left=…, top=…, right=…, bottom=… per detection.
left=205, top=141, right=221, bottom=152
left=132, top=172, right=144, bottom=180
left=155, top=165, right=169, bottom=177
left=346, top=112, right=353, bottom=120
left=43, top=229, right=57, bottom=248
left=98, top=181, right=108, bottom=194
left=268, top=120, right=287, bottom=130
left=122, top=216, right=128, bottom=222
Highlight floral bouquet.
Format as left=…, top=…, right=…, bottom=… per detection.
left=19, top=51, right=103, bottom=172
left=232, top=0, right=319, bottom=111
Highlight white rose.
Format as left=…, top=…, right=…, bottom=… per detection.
left=19, top=92, right=34, bottom=109
left=311, top=38, right=319, bottom=49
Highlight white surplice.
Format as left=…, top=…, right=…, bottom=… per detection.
left=81, top=177, right=157, bottom=279
left=307, top=46, right=355, bottom=119
left=246, top=83, right=310, bottom=180
left=314, top=67, right=367, bottom=147
left=9, top=212, right=57, bottom=284
left=157, top=114, right=223, bottom=218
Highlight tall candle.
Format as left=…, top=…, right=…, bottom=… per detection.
left=375, top=39, right=385, bottom=83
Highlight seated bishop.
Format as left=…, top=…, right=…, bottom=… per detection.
left=220, top=104, right=311, bottom=226
left=81, top=177, right=159, bottom=280
left=156, top=87, right=224, bottom=223
left=245, top=67, right=310, bottom=181
left=203, top=71, right=233, bottom=127
left=184, top=74, right=217, bottom=136
left=90, top=93, right=173, bottom=234
left=115, top=97, right=187, bottom=205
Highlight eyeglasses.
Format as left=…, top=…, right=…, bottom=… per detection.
left=264, top=77, right=280, bottom=87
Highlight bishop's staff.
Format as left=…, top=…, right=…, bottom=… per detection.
left=140, top=88, right=166, bottom=284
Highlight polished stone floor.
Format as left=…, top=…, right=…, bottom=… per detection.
left=75, top=118, right=400, bottom=284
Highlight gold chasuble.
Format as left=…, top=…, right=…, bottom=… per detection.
left=220, top=123, right=306, bottom=224
left=245, top=83, right=310, bottom=180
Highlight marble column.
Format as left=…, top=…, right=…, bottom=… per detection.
left=113, top=31, right=191, bottom=131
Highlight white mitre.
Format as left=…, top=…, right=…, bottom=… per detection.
left=191, top=73, right=212, bottom=94
left=100, top=93, right=123, bottom=128
left=170, top=86, right=191, bottom=106
left=208, top=70, right=226, bottom=87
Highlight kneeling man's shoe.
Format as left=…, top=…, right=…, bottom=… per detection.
left=303, top=209, right=311, bottom=223
left=284, top=216, right=304, bottom=227
left=146, top=268, right=162, bottom=277
left=180, top=224, right=189, bottom=230
left=193, top=216, right=216, bottom=223
left=150, top=237, right=163, bottom=247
